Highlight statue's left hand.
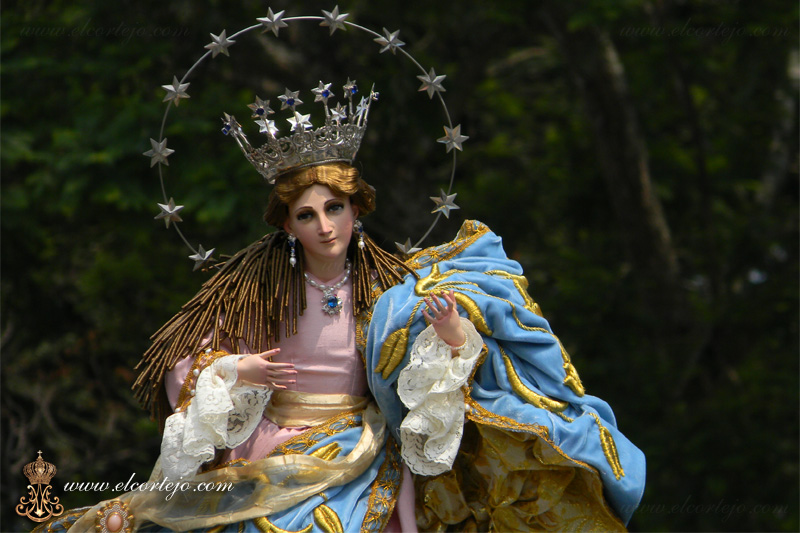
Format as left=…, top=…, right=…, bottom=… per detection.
left=423, top=290, right=466, bottom=356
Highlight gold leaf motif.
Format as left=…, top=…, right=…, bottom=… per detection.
left=375, top=328, right=409, bottom=379
left=313, top=504, right=344, bottom=533
left=501, top=349, right=569, bottom=413
left=309, top=442, right=341, bottom=461
left=253, top=517, right=312, bottom=533
left=588, top=413, right=625, bottom=480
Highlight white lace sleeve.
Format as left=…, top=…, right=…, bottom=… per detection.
left=396, top=317, right=483, bottom=476
left=160, top=353, right=271, bottom=480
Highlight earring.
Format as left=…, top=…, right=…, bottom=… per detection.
left=287, top=233, right=297, bottom=267
left=353, top=220, right=365, bottom=249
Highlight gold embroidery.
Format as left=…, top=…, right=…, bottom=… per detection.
left=175, top=349, right=230, bottom=411
left=253, top=516, right=313, bottom=533
left=375, top=328, right=409, bottom=380
left=309, top=443, right=342, bottom=461
left=362, top=439, right=402, bottom=532
left=587, top=413, right=625, bottom=480
left=500, top=348, right=569, bottom=413
left=313, top=504, right=344, bottom=533
left=454, top=285, right=585, bottom=397
left=413, top=264, right=492, bottom=335
left=269, top=412, right=360, bottom=457
left=406, top=220, right=490, bottom=270
left=484, top=269, right=544, bottom=317
left=465, top=397, right=597, bottom=473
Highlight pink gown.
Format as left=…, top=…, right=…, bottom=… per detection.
left=164, top=270, right=416, bottom=532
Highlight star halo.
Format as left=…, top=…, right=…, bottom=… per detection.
left=147, top=8, right=466, bottom=269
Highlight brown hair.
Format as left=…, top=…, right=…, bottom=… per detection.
left=264, top=162, right=376, bottom=227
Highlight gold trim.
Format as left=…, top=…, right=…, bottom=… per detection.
left=406, top=220, right=491, bottom=270
left=175, top=349, right=229, bottom=411
left=362, top=439, right=402, bottom=532
left=313, top=504, right=344, bottom=533
left=465, top=397, right=598, bottom=474
left=269, top=411, right=361, bottom=457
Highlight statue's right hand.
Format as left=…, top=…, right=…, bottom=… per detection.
left=236, top=348, right=296, bottom=389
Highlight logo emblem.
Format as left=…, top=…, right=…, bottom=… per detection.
left=16, top=450, right=64, bottom=523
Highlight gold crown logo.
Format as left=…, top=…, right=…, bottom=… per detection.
left=221, top=79, right=377, bottom=183
left=23, top=450, right=57, bottom=485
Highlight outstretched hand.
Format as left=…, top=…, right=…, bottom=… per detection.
left=236, top=348, right=296, bottom=390
left=422, top=290, right=466, bottom=354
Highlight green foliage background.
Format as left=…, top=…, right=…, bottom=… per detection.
left=2, top=1, right=797, bottom=531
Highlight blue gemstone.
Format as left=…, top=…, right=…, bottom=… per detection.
left=326, top=297, right=338, bottom=308
left=351, top=86, right=358, bottom=94
left=287, top=98, right=295, bottom=106
left=322, top=90, right=331, bottom=98
left=221, top=125, right=230, bottom=135
left=256, top=108, right=265, bottom=115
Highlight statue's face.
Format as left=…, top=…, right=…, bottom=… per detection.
left=283, top=183, right=358, bottom=270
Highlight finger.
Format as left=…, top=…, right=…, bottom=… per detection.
left=422, top=308, right=433, bottom=323
left=431, top=294, right=446, bottom=316
left=265, top=367, right=297, bottom=376
left=423, top=298, right=438, bottom=316
left=268, top=377, right=296, bottom=385
left=259, top=348, right=281, bottom=360
left=264, top=362, right=295, bottom=370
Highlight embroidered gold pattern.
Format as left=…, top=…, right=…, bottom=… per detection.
left=313, top=504, right=344, bottom=533
left=253, top=516, right=312, bottom=533
left=308, top=442, right=342, bottom=461
left=406, top=220, right=490, bottom=270
left=361, top=439, right=402, bottom=533
left=500, top=348, right=569, bottom=413
left=269, top=412, right=360, bottom=457
left=587, top=412, right=625, bottom=480
left=175, top=349, right=230, bottom=411
left=465, top=397, right=598, bottom=473
left=375, top=328, right=409, bottom=379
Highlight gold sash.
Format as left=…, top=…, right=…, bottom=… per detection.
left=264, top=390, right=369, bottom=427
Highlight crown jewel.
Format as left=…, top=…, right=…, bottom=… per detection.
left=221, top=79, right=377, bottom=183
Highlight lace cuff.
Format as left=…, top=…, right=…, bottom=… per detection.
left=397, top=317, right=483, bottom=476
left=160, top=353, right=270, bottom=480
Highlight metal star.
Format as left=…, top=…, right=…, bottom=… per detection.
left=331, top=103, right=347, bottom=122
left=256, top=118, right=278, bottom=136
left=355, top=96, right=370, bottom=119
left=374, top=28, right=405, bottom=55
left=278, top=89, right=303, bottom=110
left=430, top=190, right=460, bottom=218
left=287, top=112, right=312, bottom=132
left=320, top=6, right=348, bottom=35
left=343, top=78, right=358, bottom=97
left=395, top=238, right=421, bottom=255
left=161, top=76, right=190, bottom=106
left=257, top=8, right=288, bottom=37
left=417, top=68, right=447, bottom=99
left=143, top=138, right=175, bottom=167
left=247, top=96, right=273, bottom=119
left=154, top=198, right=184, bottom=228
left=189, top=245, right=215, bottom=271
left=312, top=81, right=334, bottom=103
left=437, top=124, right=469, bottom=152
left=205, top=30, right=235, bottom=58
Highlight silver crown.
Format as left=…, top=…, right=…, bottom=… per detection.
left=221, top=79, right=377, bottom=183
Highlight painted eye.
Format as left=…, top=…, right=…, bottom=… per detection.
left=328, top=203, right=344, bottom=213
